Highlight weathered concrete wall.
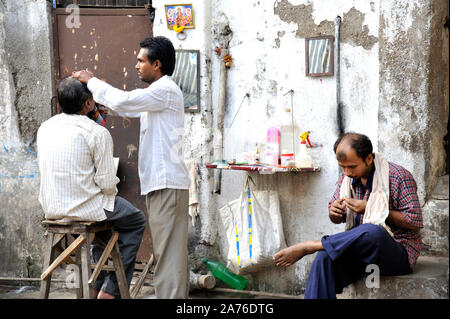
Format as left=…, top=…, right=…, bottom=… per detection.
left=378, top=0, right=449, bottom=203
left=0, top=0, right=447, bottom=295
left=2, top=0, right=54, bottom=145
left=219, top=0, right=380, bottom=294
left=422, top=175, right=449, bottom=256
left=0, top=0, right=54, bottom=278
left=149, top=0, right=449, bottom=295
left=0, top=1, right=18, bottom=143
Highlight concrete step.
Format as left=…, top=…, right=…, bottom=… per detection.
left=343, top=256, right=449, bottom=299
left=430, top=175, right=449, bottom=200
left=421, top=174, right=449, bottom=257
left=422, top=199, right=449, bottom=256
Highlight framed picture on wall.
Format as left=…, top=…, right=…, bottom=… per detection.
left=165, top=4, right=195, bottom=30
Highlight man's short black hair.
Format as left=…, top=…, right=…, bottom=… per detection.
left=333, top=132, right=374, bottom=160
left=140, top=36, right=176, bottom=76
left=57, top=77, right=92, bottom=114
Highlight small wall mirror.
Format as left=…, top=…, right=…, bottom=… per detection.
left=173, top=49, right=200, bottom=112
left=305, top=36, right=334, bottom=77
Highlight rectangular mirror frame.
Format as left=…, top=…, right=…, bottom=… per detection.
left=305, top=35, right=334, bottom=77
left=173, top=49, right=200, bottom=113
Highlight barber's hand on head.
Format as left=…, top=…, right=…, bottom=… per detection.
left=329, top=198, right=347, bottom=224
left=72, top=69, right=94, bottom=84
left=342, top=198, right=367, bottom=215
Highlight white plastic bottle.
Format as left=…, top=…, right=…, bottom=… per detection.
left=295, top=138, right=313, bottom=168
left=265, top=127, right=280, bottom=166
left=280, top=106, right=296, bottom=155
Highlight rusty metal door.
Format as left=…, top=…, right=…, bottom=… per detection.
left=52, top=7, right=153, bottom=266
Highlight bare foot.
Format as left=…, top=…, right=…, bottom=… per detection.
left=273, top=240, right=323, bottom=267
left=97, top=290, right=116, bottom=299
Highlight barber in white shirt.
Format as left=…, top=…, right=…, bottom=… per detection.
left=37, top=77, right=146, bottom=299
left=73, top=36, right=190, bottom=299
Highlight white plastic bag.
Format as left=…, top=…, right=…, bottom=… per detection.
left=219, top=179, right=286, bottom=275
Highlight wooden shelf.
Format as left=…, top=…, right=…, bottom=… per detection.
left=206, top=163, right=320, bottom=174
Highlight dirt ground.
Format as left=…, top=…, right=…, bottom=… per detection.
left=0, top=283, right=156, bottom=299
left=0, top=266, right=351, bottom=299
left=0, top=265, right=307, bottom=299
left=0, top=284, right=293, bottom=299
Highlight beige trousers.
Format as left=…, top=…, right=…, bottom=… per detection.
left=145, top=188, right=189, bottom=299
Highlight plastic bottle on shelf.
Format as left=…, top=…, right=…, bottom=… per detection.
left=280, top=149, right=295, bottom=167
left=295, top=131, right=313, bottom=168
left=265, top=126, right=280, bottom=166
left=279, top=106, right=296, bottom=156
left=202, top=258, right=247, bottom=290
left=254, top=144, right=260, bottom=165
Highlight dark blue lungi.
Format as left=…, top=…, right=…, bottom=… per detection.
left=304, top=223, right=412, bottom=299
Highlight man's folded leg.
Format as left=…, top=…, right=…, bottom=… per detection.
left=305, top=223, right=411, bottom=298
left=93, top=196, right=147, bottom=298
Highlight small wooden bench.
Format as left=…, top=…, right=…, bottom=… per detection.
left=40, top=219, right=130, bottom=299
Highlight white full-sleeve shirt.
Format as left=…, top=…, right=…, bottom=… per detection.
left=87, top=75, right=190, bottom=195
left=37, top=113, right=119, bottom=222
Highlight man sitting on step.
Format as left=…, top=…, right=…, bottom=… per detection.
left=37, top=77, right=147, bottom=299
left=273, top=132, right=423, bottom=298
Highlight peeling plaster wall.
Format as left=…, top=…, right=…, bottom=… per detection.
left=209, top=0, right=381, bottom=294
left=275, top=0, right=379, bottom=50
left=0, top=0, right=53, bottom=277
left=150, top=0, right=382, bottom=293
left=148, top=0, right=449, bottom=295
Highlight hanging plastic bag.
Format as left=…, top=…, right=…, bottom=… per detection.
left=219, top=175, right=287, bottom=275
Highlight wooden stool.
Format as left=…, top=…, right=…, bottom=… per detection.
left=39, top=219, right=130, bottom=299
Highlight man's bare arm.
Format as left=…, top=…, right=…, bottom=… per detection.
left=386, top=210, right=420, bottom=230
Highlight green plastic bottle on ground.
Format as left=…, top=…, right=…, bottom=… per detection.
left=202, top=258, right=247, bottom=290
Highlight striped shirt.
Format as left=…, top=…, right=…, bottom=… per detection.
left=328, top=162, right=423, bottom=266
left=87, top=75, right=190, bottom=195
left=37, top=113, right=119, bottom=222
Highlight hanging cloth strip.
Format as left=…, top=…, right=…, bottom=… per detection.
left=247, top=184, right=253, bottom=266
left=234, top=218, right=241, bottom=268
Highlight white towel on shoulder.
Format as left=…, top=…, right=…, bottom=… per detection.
left=340, top=152, right=394, bottom=237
